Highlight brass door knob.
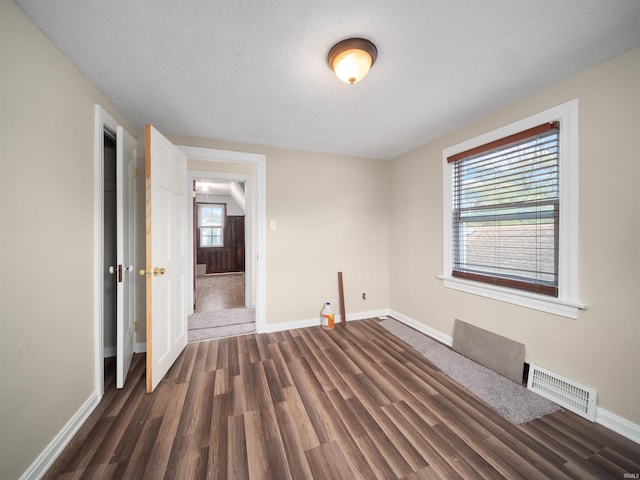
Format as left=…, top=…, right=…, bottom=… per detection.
left=153, top=267, right=166, bottom=276
left=139, top=267, right=166, bottom=276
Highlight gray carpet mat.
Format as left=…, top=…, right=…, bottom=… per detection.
left=379, top=318, right=560, bottom=424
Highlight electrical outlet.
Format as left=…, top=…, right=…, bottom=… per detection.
left=362, top=292, right=366, bottom=300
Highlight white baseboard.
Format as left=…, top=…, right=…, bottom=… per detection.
left=597, top=407, right=640, bottom=445
left=260, top=309, right=390, bottom=334
left=135, top=342, right=146, bottom=353
left=103, top=345, right=116, bottom=358
left=19, top=391, right=101, bottom=480
left=387, top=309, right=453, bottom=346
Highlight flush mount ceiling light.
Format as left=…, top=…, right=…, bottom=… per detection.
left=328, top=37, right=378, bottom=84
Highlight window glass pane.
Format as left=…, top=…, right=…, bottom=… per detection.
left=455, top=216, right=557, bottom=285
left=198, top=204, right=224, bottom=227
left=200, top=227, right=223, bottom=247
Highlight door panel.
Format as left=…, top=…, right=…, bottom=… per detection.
left=145, top=124, right=188, bottom=393
left=115, top=126, right=136, bottom=389
left=193, top=181, right=197, bottom=310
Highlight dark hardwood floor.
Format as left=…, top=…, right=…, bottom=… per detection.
left=44, top=319, right=639, bottom=479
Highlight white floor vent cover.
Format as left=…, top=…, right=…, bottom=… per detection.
left=527, top=364, right=597, bottom=421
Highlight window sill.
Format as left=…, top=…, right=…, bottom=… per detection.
left=438, top=274, right=586, bottom=319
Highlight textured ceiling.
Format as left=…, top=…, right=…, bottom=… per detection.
left=15, top=0, right=640, bottom=160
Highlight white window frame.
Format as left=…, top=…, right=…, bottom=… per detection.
left=197, top=202, right=225, bottom=248
left=441, top=99, right=586, bottom=319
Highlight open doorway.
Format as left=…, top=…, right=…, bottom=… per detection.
left=181, top=146, right=266, bottom=337
left=103, top=130, right=118, bottom=374
left=188, top=177, right=255, bottom=341
left=95, top=106, right=138, bottom=396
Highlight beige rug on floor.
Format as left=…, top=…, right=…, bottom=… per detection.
left=188, top=308, right=255, bottom=342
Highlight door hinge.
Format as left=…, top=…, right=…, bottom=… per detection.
left=132, top=167, right=138, bottom=179
left=133, top=321, right=137, bottom=333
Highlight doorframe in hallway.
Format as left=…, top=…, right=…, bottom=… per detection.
left=180, top=146, right=266, bottom=334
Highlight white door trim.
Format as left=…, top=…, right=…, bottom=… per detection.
left=179, top=146, right=266, bottom=333
left=94, top=106, right=118, bottom=398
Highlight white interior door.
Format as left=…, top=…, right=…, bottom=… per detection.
left=115, top=126, right=136, bottom=389
left=144, top=124, right=188, bottom=393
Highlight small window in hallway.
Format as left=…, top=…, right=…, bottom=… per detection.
left=197, top=203, right=225, bottom=247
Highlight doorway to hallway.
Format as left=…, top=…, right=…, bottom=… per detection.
left=187, top=174, right=256, bottom=342
left=181, top=145, right=266, bottom=336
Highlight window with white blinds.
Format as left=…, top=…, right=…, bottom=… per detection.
left=447, top=122, right=560, bottom=297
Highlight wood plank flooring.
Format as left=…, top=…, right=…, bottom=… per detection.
left=43, top=319, right=640, bottom=479
left=195, top=273, right=245, bottom=312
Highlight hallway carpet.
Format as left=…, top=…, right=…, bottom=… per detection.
left=189, top=273, right=255, bottom=342
left=188, top=308, right=256, bottom=342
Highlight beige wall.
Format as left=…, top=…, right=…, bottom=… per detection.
left=172, top=136, right=391, bottom=326
left=0, top=1, right=137, bottom=478
left=263, top=146, right=390, bottom=324
left=390, top=47, right=640, bottom=424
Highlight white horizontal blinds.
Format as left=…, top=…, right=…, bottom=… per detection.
left=448, top=122, right=560, bottom=297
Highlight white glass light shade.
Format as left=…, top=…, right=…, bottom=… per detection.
left=328, top=38, right=377, bottom=85
left=332, top=49, right=373, bottom=84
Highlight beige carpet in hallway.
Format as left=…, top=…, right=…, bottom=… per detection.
left=188, top=272, right=255, bottom=342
